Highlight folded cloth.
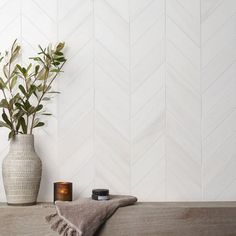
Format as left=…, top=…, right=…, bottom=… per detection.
left=46, top=195, right=137, bottom=236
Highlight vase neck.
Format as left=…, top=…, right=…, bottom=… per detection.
left=10, top=135, right=35, bottom=152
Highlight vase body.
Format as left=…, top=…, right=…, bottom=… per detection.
left=2, top=134, right=42, bottom=205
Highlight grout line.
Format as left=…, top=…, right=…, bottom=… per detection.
left=57, top=1, right=59, bottom=40
left=56, top=0, right=60, bottom=179
left=200, top=0, right=204, bottom=201
left=20, top=0, right=22, bottom=46
left=164, top=0, right=167, bottom=201
left=128, top=0, right=132, bottom=195
left=131, top=0, right=155, bottom=23
left=20, top=0, right=23, bottom=64
left=103, top=0, right=129, bottom=24
left=92, top=0, right=96, bottom=189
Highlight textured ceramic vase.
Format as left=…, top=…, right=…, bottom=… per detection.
left=2, top=134, right=42, bottom=206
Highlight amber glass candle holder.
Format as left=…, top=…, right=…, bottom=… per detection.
left=54, top=182, right=73, bottom=202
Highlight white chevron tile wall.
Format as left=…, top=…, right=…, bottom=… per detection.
left=130, top=0, right=165, bottom=201
left=0, top=0, right=235, bottom=202
left=58, top=0, right=94, bottom=199
left=94, top=0, right=130, bottom=194
left=166, top=0, right=201, bottom=200
left=202, top=0, right=236, bottom=200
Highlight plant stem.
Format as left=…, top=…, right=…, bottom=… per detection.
left=26, top=115, right=29, bottom=133
left=8, top=63, right=13, bottom=98
left=8, top=43, right=15, bottom=98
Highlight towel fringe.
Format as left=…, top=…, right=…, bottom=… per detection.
left=58, top=222, right=67, bottom=234
left=45, top=213, right=57, bottom=223
left=46, top=213, right=79, bottom=236
left=71, top=229, right=78, bottom=236
left=51, top=219, right=63, bottom=231
left=63, top=227, right=69, bottom=236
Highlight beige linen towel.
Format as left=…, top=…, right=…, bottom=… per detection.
left=46, top=195, right=137, bottom=236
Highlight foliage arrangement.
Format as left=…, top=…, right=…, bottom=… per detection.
left=0, top=40, right=66, bottom=139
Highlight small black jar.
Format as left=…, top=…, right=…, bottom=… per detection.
left=92, top=189, right=110, bottom=201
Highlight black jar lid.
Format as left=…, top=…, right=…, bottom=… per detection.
left=92, top=189, right=109, bottom=196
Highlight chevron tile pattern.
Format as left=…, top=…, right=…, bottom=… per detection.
left=94, top=0, right=130, bottom=194
left=166, top=0, right=202, bottom=200
left=0, top=0, right=236, bottom=202
left=130, top=0, right=165, bottom=201
left=58, top=0, right=94, bottom=198
left=202, top=0, right=236, bottom=200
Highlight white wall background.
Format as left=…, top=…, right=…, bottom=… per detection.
left=0, top=0, right=235, bottom=202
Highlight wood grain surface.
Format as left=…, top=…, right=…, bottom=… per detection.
left=1, top=202, right=236, bottom=236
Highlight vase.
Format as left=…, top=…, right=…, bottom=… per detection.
left=2, top=134, right=42, bottom=205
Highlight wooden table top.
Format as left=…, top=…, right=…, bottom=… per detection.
left=1, top=202, right=236, bottom=236
left=1, top=201, right=236, bottom=207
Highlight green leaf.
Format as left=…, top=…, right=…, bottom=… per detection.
left=15, top=102, right=23, bottom=109
left=8, top=130, right=14, bottom=140
left=16, top=120, right=21, bottom=132
left=33, top=91, right=38, bottom=98
left=2, top=112, right=12, bottom=128
left=0, top=99, right=9, bottom=109
left=36, top=68, right=48, bottom=80
left=35, top=104, right=43, bottom=112
left=29, top=84, right=37, bottom=92
left=53, top=61, right=60, bottom=66
left=54, top=51, right=63, bottom=56
left=42, top=97, right=50, bottom=101
left=13, top=44, right=20, bottom=54
left=0, top=78, right=6, bottom=89
left=0, top=121, right=11, bottom=129
left=23, top=100, right=31, bottom=110
left=54, top=57, right=66, bottom=62
left=12, top=93, right=20, bottom=102
left=18, top=84, right=27, bottom=97
left=3, top=64, right=8, bottom=78
left=22, top=68, right=27, bottom=77
left=48, top=91, right=60, bottom=94
left=13, top=110, right=25, bottom=121
left=33, top=121, right=44, bottom=128
left=37, top=84, right=44, bottom=92
left=10, top=76, right=17, bottom=90
left=19, top=117, right=27, bottom=134
left=56, top=42, right=65, bottom=52
left=50, top=68, right=60, bottom=73
left=28, top=84, right=37, bottom=98
left=10, top=44, right=21, bottom=63
left=16, top=64, right=22, bottom=72
left=8, top=98, right=15, bottom=110
left=26, top=63, right=32, bottom=74
left=29, top=57, right=43, bottom=63
left=35, top=65, right=40, bottom=75
left=16, top=64, right=27, bottom=77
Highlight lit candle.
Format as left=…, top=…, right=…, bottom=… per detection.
left=54, top=182, right=73, bottom=202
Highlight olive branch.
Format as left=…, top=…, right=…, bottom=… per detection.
left=0, top=40, right=66, bottom=139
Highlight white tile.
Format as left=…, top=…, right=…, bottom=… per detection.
left=0, top=0, right=236, bottom=202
